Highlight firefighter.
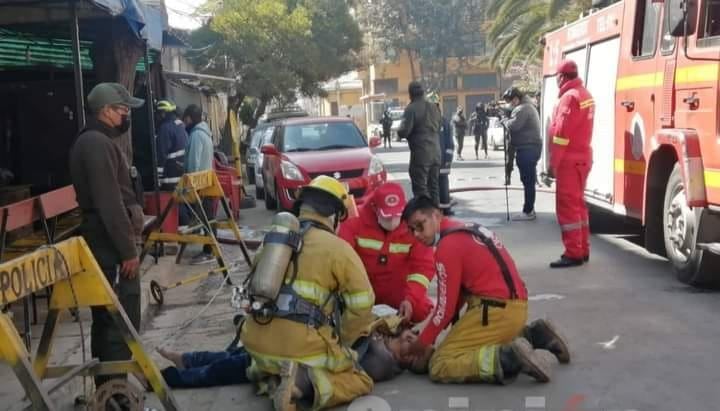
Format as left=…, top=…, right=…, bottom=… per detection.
left=155, top=100, right=188, bottom=190
left=548, top=59, right=595, bottom=268
left=338, top=182, right=435, bottom=324
left=240, top=175, right=376, bottom=411
left=401, top=196, right=570, bottom=384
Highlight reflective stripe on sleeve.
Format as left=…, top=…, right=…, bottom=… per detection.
left=407, top=273, right=430, bottom=289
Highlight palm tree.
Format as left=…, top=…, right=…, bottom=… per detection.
left=485, top=0, right=591, bottom=72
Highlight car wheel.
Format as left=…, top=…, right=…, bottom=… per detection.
left=663, top=164, right=720, bottom=287
left=264, top=180, right=278, bottom=210
left=255, top=185, right=265, bottom=200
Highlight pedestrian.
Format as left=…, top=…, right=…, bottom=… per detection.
left=380, top=109, right=393, bottom=149
left=401, top=196, right=571, bottom=384
left=241, top=176, right=376, bottom=411
left=470, top=103, right=489, bottom=159
left=69, top=83, right=146, bottom=387
left=182, top=104, right=216, bottom=265
left=338, top=182, right=435, bottom=324
left=155, top=100, right=188, bottom=190
left=501, top=87, right=543, bottom=221
left=397, top=81, right=441, bottom=204
left=548, top=59, right=595, bottom=268
left=451, top=106, right=467, bottom=160
left=428, top=94, right=454, bottom=215
left=157, top=314, right=416, bottom=388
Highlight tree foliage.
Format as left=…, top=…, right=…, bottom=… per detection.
left=359, top=0, right=486, bottom=92
left=186, top=0, right=362, bottom=122
left=484, top=0, right=591, bottom=72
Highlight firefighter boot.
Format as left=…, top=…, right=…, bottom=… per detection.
left=273, top=362, right=314, bottom=411
left=499, top=337, right=556, bottom=383
left=523, top=319, right=571, bottom=364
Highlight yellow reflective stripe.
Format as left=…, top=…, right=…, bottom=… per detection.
left=291, top=280, right=330, bottom=305
left=579, top=99, right=595, bottom=108
left=407, top=273, right=430, bottom=289
left=553, top=136, right=570, bottom=146
left=614, top=159, right=646, bottom=176
left=341, top=291, right=373, bottom=309
left=676, top=63, right=719, bottom=84
left=357, top=237, right=383, bottom=251
left=245, top=347, right=352, bottom=371
left=561, top=222, right=584, bottom=232
left=476, top=345, right=497, bottom=380
left=616, top=72, right=664, bottom=91
left=705, top=169, right=720, bottom=188
left=308, top=368, right=334, bottom=409
left=388, top=243, right=411, bottom=253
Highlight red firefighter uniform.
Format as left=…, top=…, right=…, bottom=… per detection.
left=420, top=219, right=529, bottom=382
left=549, top=60, right=595, bottom=261
left=339, top=183, right=435, bottom=323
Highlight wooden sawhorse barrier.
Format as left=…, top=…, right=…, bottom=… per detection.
left=0, top=237, right=180, bottom=411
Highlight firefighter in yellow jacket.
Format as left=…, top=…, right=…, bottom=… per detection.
left=241, top=176, right=376, bottom=411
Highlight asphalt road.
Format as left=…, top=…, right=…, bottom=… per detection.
left=141, top=137, right=720, bottom=411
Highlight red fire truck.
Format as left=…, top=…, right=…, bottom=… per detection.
left=541, top=0, right=720, bottom=286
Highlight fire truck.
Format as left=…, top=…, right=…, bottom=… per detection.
left=541, top=0, right=720, bottom=286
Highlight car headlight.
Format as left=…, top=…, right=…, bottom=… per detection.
left=281, top=160, right=304, bottom=181
left=368, top=155, right=384, bottom=175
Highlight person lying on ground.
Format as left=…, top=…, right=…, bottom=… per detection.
left=157, top=314, right=416, bottom=389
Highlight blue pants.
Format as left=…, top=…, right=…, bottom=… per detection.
left=161, top=347, right=251, bottom=388
left=515, top=146, right=541, bottom=214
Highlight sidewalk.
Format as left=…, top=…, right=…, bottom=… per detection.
left=0, top=206, right=267, bottom=411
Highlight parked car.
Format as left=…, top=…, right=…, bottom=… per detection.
left=247, top=125, right=276, bottom=198
left=388, top=108, right=404, bottom=141
left=261, top=117, right=386, bottom=211
left=246, top=109, right=309, bottom=186
left=488, top=116, right=505, bottom=151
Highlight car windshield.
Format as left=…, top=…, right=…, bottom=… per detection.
left=282, top=122, right=366, bottom=152
left=252, top=126, right=274, bottom=149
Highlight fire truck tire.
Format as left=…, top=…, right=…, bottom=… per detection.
left=663, top=164, right=720, bottom=287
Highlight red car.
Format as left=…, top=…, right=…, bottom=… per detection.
left=261, top=117, right=386, bottom=210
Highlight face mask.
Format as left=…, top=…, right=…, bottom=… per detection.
left=378, top=216, right=401, bottom=231
left=116, top=115, right=131, bottom=133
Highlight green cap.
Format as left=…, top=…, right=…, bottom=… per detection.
left=87, top=82, right=144, bottom=112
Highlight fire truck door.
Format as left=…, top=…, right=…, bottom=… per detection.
left=585, top=37, right=621, bottom=204
left=615, top=0, right=663, bottom=218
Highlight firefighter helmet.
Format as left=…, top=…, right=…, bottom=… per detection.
left=301, top=175, right=350, bottom=220
left=555, top=59, right=578, bottom=75
left=156, top=100, right=177, bottom=112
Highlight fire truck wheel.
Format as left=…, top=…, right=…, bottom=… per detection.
left=663, top=164, right=720, bottom=287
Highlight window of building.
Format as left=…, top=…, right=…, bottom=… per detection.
left=462, top=74, right=497, bottom=90
left=330, top=101, right=338, bottom=116
left=374, top=79, right=399, bottom=95
left=441, top=76, right=458, bottom=90
left=632, top=0, right=661, bottom=57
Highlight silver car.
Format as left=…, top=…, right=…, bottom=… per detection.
left=248, top=126, right=275, bottom=199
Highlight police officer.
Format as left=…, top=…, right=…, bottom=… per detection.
left=69, top=83, right=146, bottom=387
left=155, top=100, right=188, bottom=190
left=397, top=81, right=441, bottom=204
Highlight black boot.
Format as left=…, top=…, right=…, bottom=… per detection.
left=523, top=319, right=571, bottom=364
left=549, top=255, right=584, bottom=268
left=499, top=338, right=555, bottom=383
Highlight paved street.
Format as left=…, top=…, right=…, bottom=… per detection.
left=21, top=136, right=720, bottom=411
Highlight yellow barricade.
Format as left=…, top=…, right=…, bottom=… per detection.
left=0, top=237, right=180, bottom=411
